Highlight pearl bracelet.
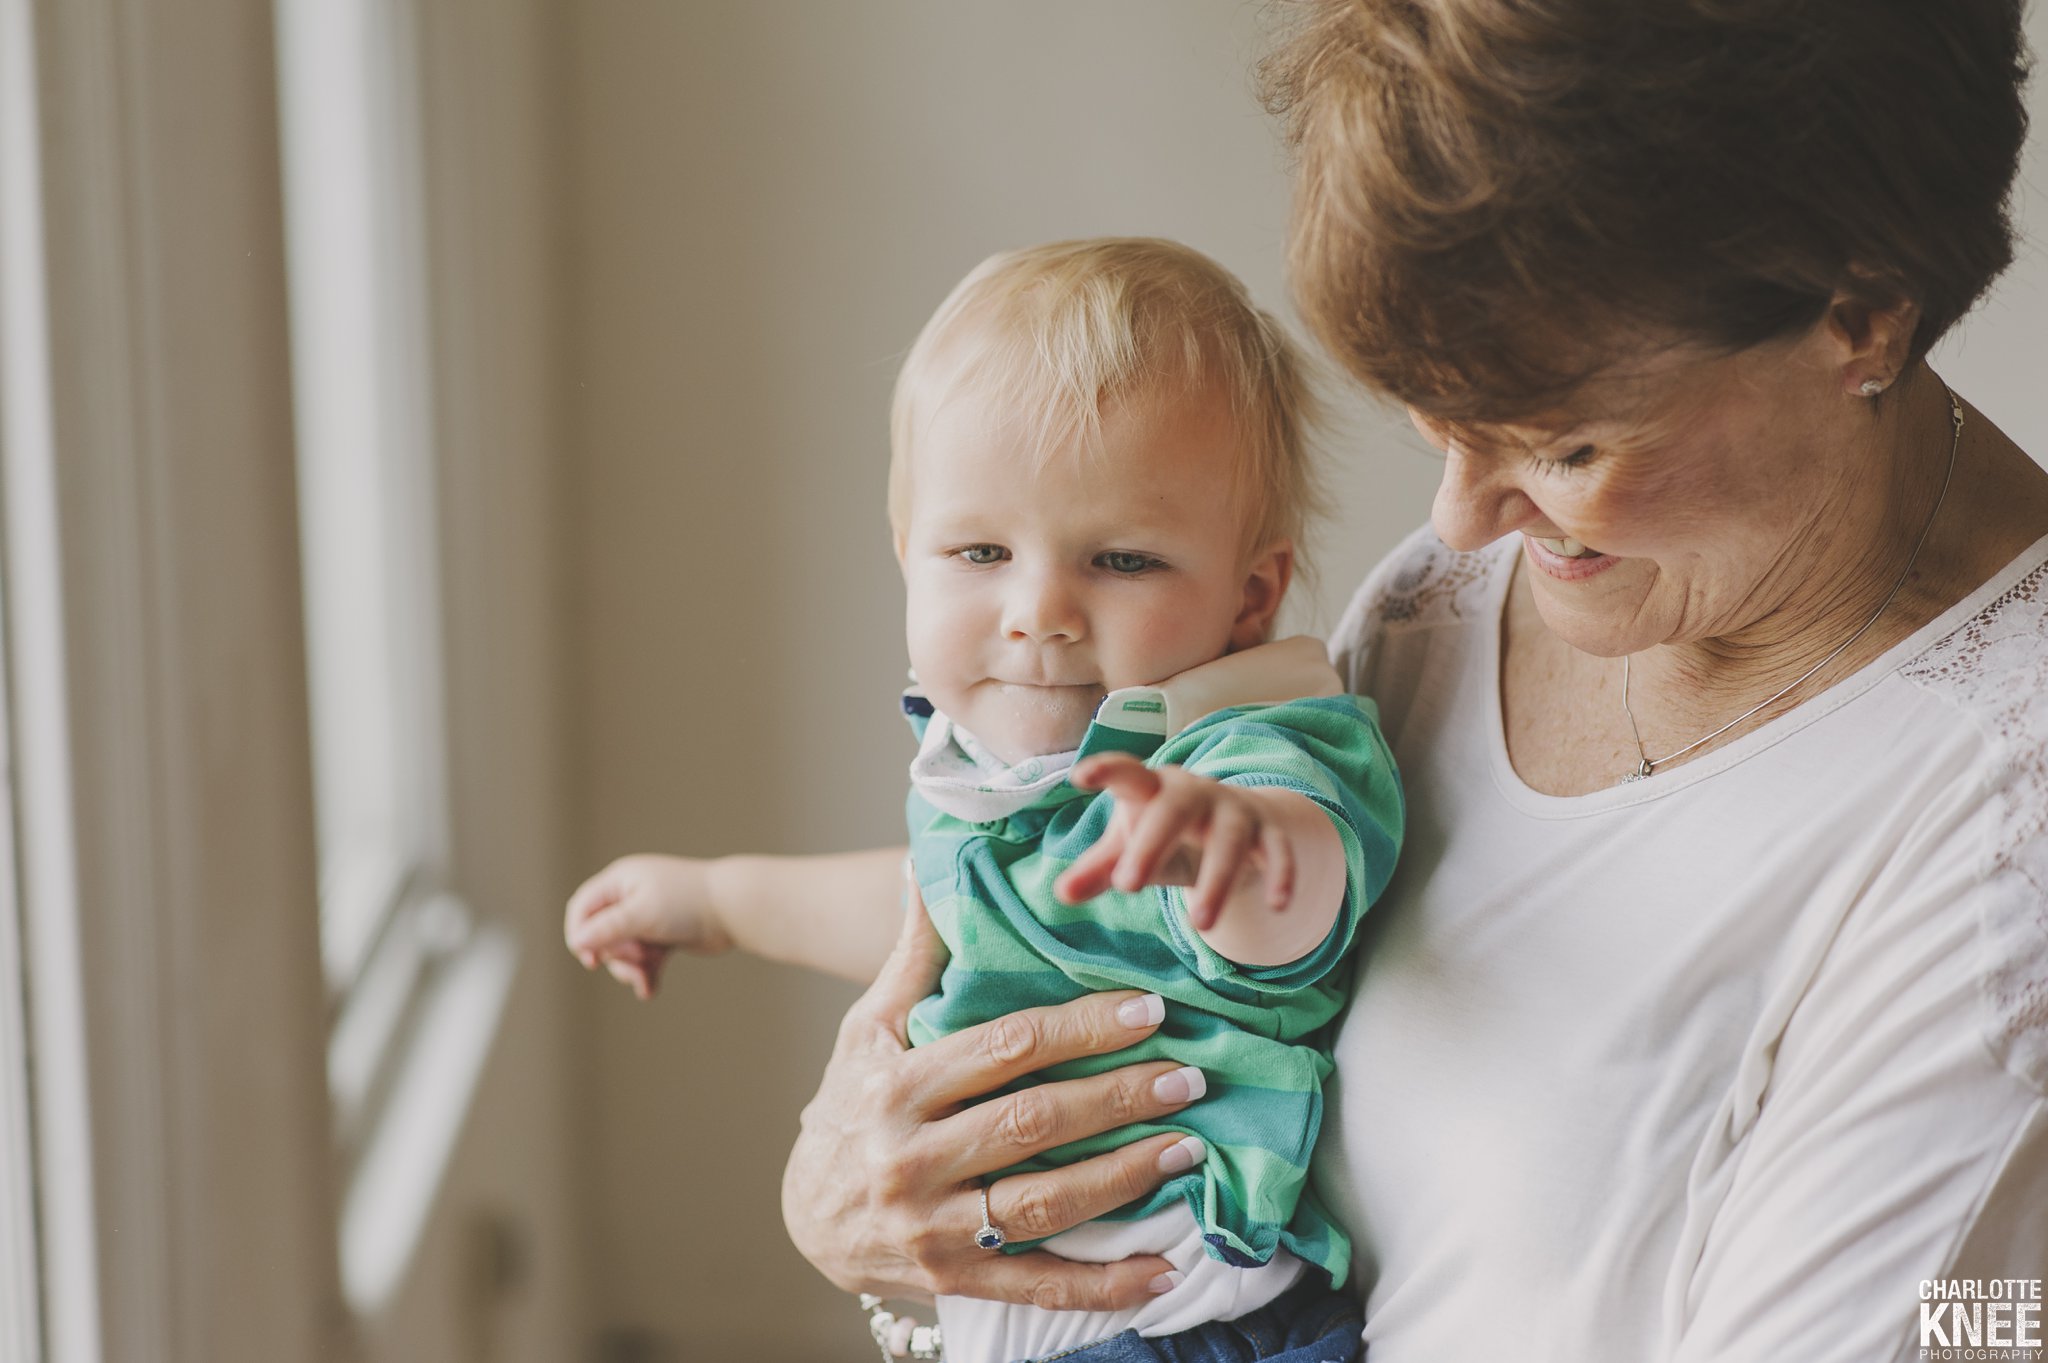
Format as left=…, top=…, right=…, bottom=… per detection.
left=860, top=1294, right=944, bottom=1360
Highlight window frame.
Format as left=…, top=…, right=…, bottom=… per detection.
left=272, top=0, right=518, bottom=1319
left=0, top=3, right=47, bottom=1354
left=0, top=0, right=344, bottom=1357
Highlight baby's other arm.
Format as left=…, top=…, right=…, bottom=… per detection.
left=1052, top=754, right=1346, bottom=968
left=564, top=845, right=909, bottom=994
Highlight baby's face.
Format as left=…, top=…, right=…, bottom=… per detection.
left=897, top=383, right=1287, bottom=764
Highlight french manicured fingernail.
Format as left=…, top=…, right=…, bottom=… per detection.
left=1147, top=1270, right=1185, bottom=1295
left=1157, top=1135, right=1207, bottom=1174
left=1117, top=993, right=1165, bottom=1028
left=1153, top=1066, right=1206, bottom=1105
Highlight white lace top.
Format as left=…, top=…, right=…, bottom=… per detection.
left=1314, top=526, right=2048, bottom=1363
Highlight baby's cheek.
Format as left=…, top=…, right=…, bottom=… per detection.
left=1123, top=584, right=1240, bottom=676
left=902, top=583, right=973, bottom=680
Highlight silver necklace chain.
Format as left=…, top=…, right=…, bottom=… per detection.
left=1619, top=384, right=1964, bottom=784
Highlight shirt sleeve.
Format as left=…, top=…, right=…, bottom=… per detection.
left=1668, top=819, right=2048, bottom=1363
left=1148, top=695, right=1405, bottom=997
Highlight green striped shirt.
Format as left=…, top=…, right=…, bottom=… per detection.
left=903, top=684, right=1403, bottom=1284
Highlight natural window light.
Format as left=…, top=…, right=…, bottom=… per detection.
left=274, top=0, right=514, bottom=1318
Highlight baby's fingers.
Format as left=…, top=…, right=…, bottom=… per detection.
left=1187, top=801, right=1256, bottom=931
left=606, top=938, right=662, bottom=968
left=1072, top=753, right=1161, bottom=802
left=1260, top=820, right=1296, bottom=911
left=563, top=869, right=624, bottom=949
left=566, top=883, right=661, bottom=958
left=605, top=956, right=656, bottom=1000
left=565, top=906, right=626, bottom=959
left=1057, top=826, right=1128, bottom=904
left=1113, top=781, right=1209, bottom=892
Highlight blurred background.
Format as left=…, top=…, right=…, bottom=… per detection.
left=2, top=3, right=2042, bottom=1362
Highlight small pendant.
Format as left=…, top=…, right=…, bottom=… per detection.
left=1622, top=758, right=1653, bottom=784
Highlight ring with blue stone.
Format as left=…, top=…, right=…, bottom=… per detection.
left=973, top=1184, right=1006, bottom=1251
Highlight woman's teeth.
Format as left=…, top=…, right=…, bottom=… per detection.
left=1534, top=535, right=1600, bottom=559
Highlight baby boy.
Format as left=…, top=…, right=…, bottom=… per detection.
left=566, top=238, right=1402, bottom=1363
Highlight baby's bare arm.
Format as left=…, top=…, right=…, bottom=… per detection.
left=1171, top=788, right=1345, bottom=967
left=709, top=847, right=910, bottom=983
left=565, top=845, right=910, bottom=993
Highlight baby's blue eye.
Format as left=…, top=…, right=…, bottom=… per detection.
left=959, top=544, right=1007, bottom=565
left=1099, top=551, right=1161, bottom=574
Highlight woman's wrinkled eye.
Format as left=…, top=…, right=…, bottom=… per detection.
left=1099, top=551, right=1163, bottom=575
left=958, top=544, right=1008, bottom=565
left=1529, top=444, right=1597, bottom=475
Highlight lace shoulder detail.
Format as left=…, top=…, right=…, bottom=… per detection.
left=1368, top=526, right=1501, bottom=628
left=1332, top=524, right=1500, bottom=649
left=1899, top=556, right=2048, bottom=1091
left=1330, top=525, right=1506, bottom=694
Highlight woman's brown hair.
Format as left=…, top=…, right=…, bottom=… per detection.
left=1261, top=0, right=2032, bottom=420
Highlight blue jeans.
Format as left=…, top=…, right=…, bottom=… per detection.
left=1022, top=1278, right=1363, bottom=1363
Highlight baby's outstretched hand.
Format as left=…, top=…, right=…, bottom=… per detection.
left=1055, top=753, right=1299, bottom=931
left=563, top=854, right=731, bottom=1000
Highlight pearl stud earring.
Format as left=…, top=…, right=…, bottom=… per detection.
left=1859, top=378, right=1887, bottom=397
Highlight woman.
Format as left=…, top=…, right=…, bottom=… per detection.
left=779, top=1, right=2048, bottom=1358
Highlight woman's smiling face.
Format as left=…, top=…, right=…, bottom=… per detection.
left=1412, top=325, right=1882, bottom=659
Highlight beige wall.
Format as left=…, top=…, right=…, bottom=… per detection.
left=551, top=5, right=2046, bottom=1360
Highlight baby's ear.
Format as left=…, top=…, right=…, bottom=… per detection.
left=1229, top=540, right=1294, bottom=649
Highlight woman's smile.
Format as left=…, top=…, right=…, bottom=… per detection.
left=1522, top=533, right=1620, bottom=581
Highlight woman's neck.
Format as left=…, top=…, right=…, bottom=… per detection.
left=1503, top=372, right=2048, bottom=795
left=1631, top=368, right=1968, bottom=720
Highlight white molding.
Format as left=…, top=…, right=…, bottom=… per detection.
left=274, top=0, right=524, bottom=1333
left=0, top=0, right=51, bottom=1348
left=0, top=731, right=41, bottom=1363
left=3, top=0, right=126, bottom=1352
left=338, top=919, right=518, bottom=1315
left=3, top=1, right=342, bottom=1360
left=0, top=10, right=52, bottom=1352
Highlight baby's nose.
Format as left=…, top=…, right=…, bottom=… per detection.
left=1004, top=574, right=1086, bottom=642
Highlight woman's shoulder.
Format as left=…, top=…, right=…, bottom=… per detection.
left=1892, top=543, right=2048, bottom=1092
left=1329, top=524, right=1509, bottom=691
left=1339, top=523, right=1505, bottom=634
left=1895, top=537, right=2048, bottom=776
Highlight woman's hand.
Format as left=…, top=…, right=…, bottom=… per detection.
left=782, top=893, right=1208, bottom=1308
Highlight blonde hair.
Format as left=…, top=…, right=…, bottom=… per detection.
left=888, top=238, right=1324, bottom=565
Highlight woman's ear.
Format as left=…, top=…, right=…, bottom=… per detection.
left=1229, top=540, right=1295, bottom=650
left=1824, top=284, right=1921, bottom=396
